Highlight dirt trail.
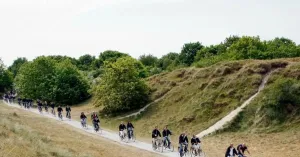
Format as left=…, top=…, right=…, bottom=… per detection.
left=197, top=71, right=273, bottom=138
left=3, top=101, right=177, bottom=157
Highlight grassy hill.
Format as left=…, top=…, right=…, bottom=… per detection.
left=0, top=102, right=160, bottom=157
left=99, top=58, right=297, bottom=135
left=72, top=58, right=300, bottom=157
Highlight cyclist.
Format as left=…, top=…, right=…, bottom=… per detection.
left=127, top=121, right=134, bottom=140
left=225, top=144, right=238, bottom=157
left=119, top=121, right=126, bottom=138
left=179, top=132, right=189, bottom=154
left=66, top=105, right=71, bottom=119
left=237, top=143, right=250, bottom=157
left=50, top=102, right=55, bottom=115
left=44, top=101, right=48, bottom=113
left=162, top=126, right=172, bottom=148
left=91, top=111, right=100, bottom=131
left=191, top=135, right=201, bottom=155
left=152, top=126, right=161, bottom=144
left=17, top=97, right=21, bottom=106
left=80, top=112, right=87, bottom=128
left=57, top=106, right=63, bottom=119
left=37, top=100, right=43, bottom=113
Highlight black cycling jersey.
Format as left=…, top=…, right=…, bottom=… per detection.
left=80, top=115, right=87, bottom=119
left=57, top=107, right=63, bottom=112
left=162, top=129, right=172, bottom=137
left=127, top=122, right=134, bottom=128
left=152, top=129, right=161, bottom=138
left=66, top=107, right=71, bottom=112
left=179, top=134, right=189, bottom=144
left=191, top=137, right=200, bottom=145
left=237, top=145, right=247, bottom=154
left=119, top=124, right=126, bottom=131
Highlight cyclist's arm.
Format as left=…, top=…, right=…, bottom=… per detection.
left=246, top=149, right=250, bottom=154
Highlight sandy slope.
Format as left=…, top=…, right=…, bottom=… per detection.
left=3, top=101, right=178, bottom=157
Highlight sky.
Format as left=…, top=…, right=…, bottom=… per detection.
left=0, top=0, right=299, bottom=66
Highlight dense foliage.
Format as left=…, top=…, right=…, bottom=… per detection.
left=8, top=57, right=28, bottom=78
left=15, top=57, right=89, bottom=104
left=0, top=59, right=13, bottom=92
left=94, top=56, right=149, bottom=115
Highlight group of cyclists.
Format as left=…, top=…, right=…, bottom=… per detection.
left=3, top=94, right=251, bottom=157
left=152, top=125, right=203, bottom=156
left=36, top=100, right=72, bottom=120
left=225, top=143, right=250, bottom=157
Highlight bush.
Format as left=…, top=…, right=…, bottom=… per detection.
left=94, top=57, right=149, bottom=116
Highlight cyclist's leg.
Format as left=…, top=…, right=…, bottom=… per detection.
left=166, top=136, right=171, bottom=147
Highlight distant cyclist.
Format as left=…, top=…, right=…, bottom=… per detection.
left=237, top=143, right=250, bottom=157
left=65, top=105, right=71, bottom=119
left=162, top=126, right=172, bottom=148
left=91, top=111, right=100, bottom=131
left=225, top=144, right=238, bottom=157
left=57, top=106, right=63, bottom=120
left=80, top=112, right=87, bottom=128
left=119, top=121, right=126, bottom=138
left=50, top=102, right=55, bottom=116
left=44, top=101, right=48, bottom=113
left=127, top=121, right=134, bottom=140
left=37, top=100, right=43, bottom=113
left=191, top=135, right=201, bottom=155
left=179, top=132, right=189, bottom=153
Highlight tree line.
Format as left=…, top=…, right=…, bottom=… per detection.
left=1, top=35, right=300, bottom=116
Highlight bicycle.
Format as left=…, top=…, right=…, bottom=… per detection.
left=51, top=108, right=56, bottom=117
left=178, top=143, right=189, bottom=157
left=45, top=106, right=48, bottom=113
left=58, top=111, right=63, bottom=120
left=190, top=144, right=205, bottom=157
left=38, top=106, right=42, bottom=113
left=66, top=111, right=71, bottom=120
left=152, top=137, right=163, bottom=152
left=162, top=136, right=174, bottom=152
left=127, top=128, right=135, bottom=142
left=93, top=122, right=102, bottom=134
left=81, top=118, right=88, bottom=129
left=119, top=129, right=128, bottom=142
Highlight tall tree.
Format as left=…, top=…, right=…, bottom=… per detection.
left=98, top=50, right=128, bottom=66
left=15, top=57, right=90, bottom=104
left=54, top=60, right=90, bottom=104
left=179, top=42, right=203, bottom=66
left=8, top=57, right=28, bottom=78
left=94, top=56, right=149, bottom=115
left=139, top=54, right=158, bottom=67
left=265, top=37, right=299, bottom=58
left=78, top=54, right=95, bottom=70
left=0, top=59, right=13, bottom=92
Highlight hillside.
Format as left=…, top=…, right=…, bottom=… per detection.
left=0, top=102, right=160, bottom=157
left=71, top=58, right=300, bottom=156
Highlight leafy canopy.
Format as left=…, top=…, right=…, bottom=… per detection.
left=0, top=58, right=13, bottom=92
left=15, top=57, right=90, bottom=104
left=94, top=56, right=149, bottom=115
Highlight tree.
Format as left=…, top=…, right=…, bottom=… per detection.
left=54, top=60, right=90, bottom=104
left=139, top=54, right=158, bottom=67
left=228, top=36, right=266, bottom=59
left=94, top=56, right=149, bottom=115
left=98, top=50, right=128, bottom=66
left=157, top=52, right=180, bottom=71
left=194, top=45, right=221, bottom=62
left=0, top=59, right=13, bottom=92
left=179, top=42, right=203, bottom=66
left=265, top=37, right=299, bottom=58
left=8, top=57, right=28, bottom=78
left=15, top=57, right=56, bottom=100
left=77, top=54, right=95, bottom=71
left=15, top=57, right=90, bottom=104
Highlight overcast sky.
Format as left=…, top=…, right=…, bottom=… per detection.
left=0, top=0, right=299, bottom=66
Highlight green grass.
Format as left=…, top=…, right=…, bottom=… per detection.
left=94, top=58, right=300, bottom=140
